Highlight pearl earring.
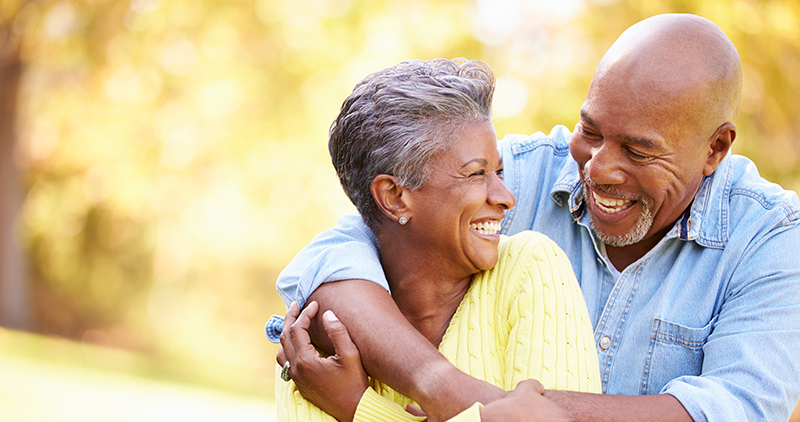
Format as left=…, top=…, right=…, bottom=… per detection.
left=399, top=216, right=408, bottom=225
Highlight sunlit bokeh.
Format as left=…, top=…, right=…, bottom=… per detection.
left=0, top=0, right=799, bottom=420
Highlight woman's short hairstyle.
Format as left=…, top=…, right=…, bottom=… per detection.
left=329, top=58, right=495, bottom=233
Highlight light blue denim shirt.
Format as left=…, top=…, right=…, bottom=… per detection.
left=270, top=126, right=800, bottom=422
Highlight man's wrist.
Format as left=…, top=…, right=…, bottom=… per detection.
left=413, top=360, right=505, bottom=421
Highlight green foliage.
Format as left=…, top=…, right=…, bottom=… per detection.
left=4, top=0, right=799, bottom=396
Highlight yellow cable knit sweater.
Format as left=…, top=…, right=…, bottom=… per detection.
left=276, top=231, right=601, bottom=421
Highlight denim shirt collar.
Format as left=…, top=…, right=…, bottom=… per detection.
left=550, top=152, right=733, bottom=249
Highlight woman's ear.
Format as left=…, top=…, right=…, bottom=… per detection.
left=371, top=175, right=410, bottom=224
left=703, top=123, right=736, bottom=176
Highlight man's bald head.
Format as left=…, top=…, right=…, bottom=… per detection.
left=592, top=14, right=743, bottom=138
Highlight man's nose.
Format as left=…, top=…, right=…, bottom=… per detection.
left=585, top=144, right=626, bottom=186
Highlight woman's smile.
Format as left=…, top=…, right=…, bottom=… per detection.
left=404, top=120, right=515, bottom=276
left=469, top=219, right=502, bottom=236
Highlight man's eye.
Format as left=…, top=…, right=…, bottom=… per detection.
left=578, top=125, right=601, bottom=140
left=628, top=149, right=649, bottom=160
left=470, top=170, right=485, bottom=177
left=496, top=169, right=504, bottom=180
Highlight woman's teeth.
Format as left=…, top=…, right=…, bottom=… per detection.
left=470, top=220, right=501, bottom=235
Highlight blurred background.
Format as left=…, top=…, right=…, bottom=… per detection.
left=1, top=0, right=799, bottom=420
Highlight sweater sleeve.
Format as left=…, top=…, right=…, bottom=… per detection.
left=353, top=388, right=425, bottom=422
left=355, top=388, right=482, bottom=422
left=493, top=232, right=602, bottom=393
left=277, top=370, right=484, bottom=422
left=277, top=369, right=482, bottom=422
left=275, top=368, right=337, bottom=422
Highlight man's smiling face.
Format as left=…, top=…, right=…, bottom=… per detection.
left=569, top=68, right=714, bottom=248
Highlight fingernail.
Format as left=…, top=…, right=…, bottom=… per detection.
left=323, top=310, right=338, bottom=322
left=289, top=301, right=297, bottom=312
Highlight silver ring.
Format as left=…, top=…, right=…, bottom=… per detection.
left=280, top=361, right=291, bottom=382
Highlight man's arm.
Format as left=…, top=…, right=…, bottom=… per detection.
left=286, top=284, right=692, bottom=422
left=545, top=391, right=691, bottom=422
left=306, top=279, right=506, bottom=422
left=275, top=214, right=505, bottom=420
left=276, top=214, right=390, bottom=308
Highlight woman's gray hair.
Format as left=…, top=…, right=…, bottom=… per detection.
left=329, top=58, right=495, bottom=233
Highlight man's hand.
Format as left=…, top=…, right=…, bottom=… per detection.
left=278, top=301, right=369, bottom=422
left=480, top=380, right=575, bottom=422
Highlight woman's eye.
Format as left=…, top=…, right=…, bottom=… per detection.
left=496, top=169, right=504, bottom=180
left=470, top=170, right=485, bottom=177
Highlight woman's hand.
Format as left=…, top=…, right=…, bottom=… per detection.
left=277, top=301, right=369, bottom=422
left=480, top=380, right=575, bottom=422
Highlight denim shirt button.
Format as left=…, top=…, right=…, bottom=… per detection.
left=599, top=336, right=611, bottom=351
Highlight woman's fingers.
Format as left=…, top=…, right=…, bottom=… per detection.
left=513, top=379, right=545, bottom=396
left=279, top=301, right=301, bottom=363
left=322, top=310, right=359, bottom=362
left=293, top=301, right=319, bottom=332
left=276, top=305, right=369, bottom=422
left=405, top=403, right=426, bottom=417
left=284, top=301, right=301, bottom=325
left=289, top=301, right=319, bottom=355
left=277, top=346, right=287, bottom=366
left=280, top=301, right=322, bottom=382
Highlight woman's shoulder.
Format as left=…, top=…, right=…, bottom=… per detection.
left=474, top=231, right=575, bottom=298
left=497, top=231, right=566, bottom=264
left=469, top=231, right=568, bottom=293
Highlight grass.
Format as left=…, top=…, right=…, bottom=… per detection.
left=0, top=327, right=276, bottom=422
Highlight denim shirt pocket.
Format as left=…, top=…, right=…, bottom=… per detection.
left=641, top=316, right=717, bottom=395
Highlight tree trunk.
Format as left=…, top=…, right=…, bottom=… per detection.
left=0, top=21, right=29, bottom=330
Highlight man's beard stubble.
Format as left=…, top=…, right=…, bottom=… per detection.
left=581, top=168, right=653, bottom=248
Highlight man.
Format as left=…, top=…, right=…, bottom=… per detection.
left=269, top=14, right=800, bottom=422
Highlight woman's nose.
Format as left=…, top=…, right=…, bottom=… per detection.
left=488, top=173, right=516, bottom=210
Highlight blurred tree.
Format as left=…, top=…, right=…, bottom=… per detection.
left=0, top=0, right=29, bottom=330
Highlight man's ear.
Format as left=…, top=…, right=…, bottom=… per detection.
left=703, top=123, right=736, bottom=176
left=371, top=175, right=411, bottom=224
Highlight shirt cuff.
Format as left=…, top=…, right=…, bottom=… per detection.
left=265, top=315, right=284, bottom=343
left=661, top=376, right=745, bottom=422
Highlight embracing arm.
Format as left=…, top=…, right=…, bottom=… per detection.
left=545, top=391, right=691, bottom=422
left=307, top=280, right=505, bottom=421
left=280, top=298, right=580, bottom=422
left=275, top=214, right=504, bottom=420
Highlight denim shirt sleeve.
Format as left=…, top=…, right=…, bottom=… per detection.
left=266, top=214, right=389, bottom=343
left=275, top=213, right=389, bottom=308
left=661, top=221, right=800, bottom=421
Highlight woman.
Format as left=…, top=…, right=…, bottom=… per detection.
left=273, top=58, right=600, bottom=421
